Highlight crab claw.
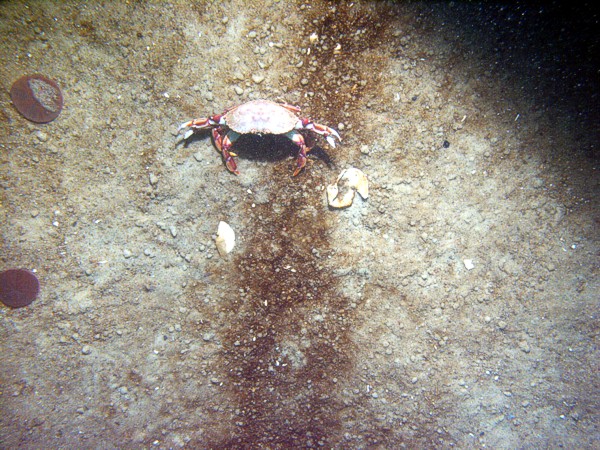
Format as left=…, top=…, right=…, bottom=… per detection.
left=326, top=135, right=337, bottom=148
left=178, top=117, right=215, bottom=138
left=178, top=120, right=192, bottom=133
left=329, top=127, right=341, bottom=142
left=301, top=120, right=341, bottom=148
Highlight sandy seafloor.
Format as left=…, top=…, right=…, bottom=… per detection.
left=1, top=1, right=598, bottom=448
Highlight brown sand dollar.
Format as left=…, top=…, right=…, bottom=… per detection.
left=10, top=74, right=63, bottom=123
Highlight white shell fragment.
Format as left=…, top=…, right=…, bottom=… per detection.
left=216, top=221, right=235, bottom=258
left=327, top=167, right=369, bottom=208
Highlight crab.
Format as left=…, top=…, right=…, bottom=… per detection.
left=178, top=99, right=341, bottom=176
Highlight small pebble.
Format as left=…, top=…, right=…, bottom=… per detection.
left=169, top=226, right=178, bottom=238
left=123, top=249, right=133, bottom=258
left=252, top=74, right=265, bottom=84
left=300, top=78, right=309, bottom=85
left=463, top=259, right=475, bottom=270
left=234, top=86, right=244, bottom=95
left=518, top=340, right=531, bottom=353
left=149, top=173, right=159, bottom=185
left=35, top=130, right=49, bottom=142
left=81, top=345, right=91, bottom=355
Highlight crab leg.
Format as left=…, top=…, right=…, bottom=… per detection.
left=296, top=118, right=341, bottom=148
left=279, top=102, right=302, bottom=114
left=212, top=128, right=240, bottom=175
left=285, top=130, right=312, bottom=177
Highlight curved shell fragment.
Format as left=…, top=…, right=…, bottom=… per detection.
left=216, top=221, right=235, bottom=257
left=327, top=167, right=369, bottom=208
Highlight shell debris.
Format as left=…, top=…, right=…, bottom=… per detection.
left=216, top=221, right=235, bottom=258
left=327, top=167, right=369, bottom=208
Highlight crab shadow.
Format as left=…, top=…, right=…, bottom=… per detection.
left=181, top=133, right=334, bottom=169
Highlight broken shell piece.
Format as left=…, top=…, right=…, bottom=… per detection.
left=327, top=167, right=369, bottom=208
left=341, top=167, right=369, bottom=199
left=327, top=184, right=354, bottom=208
left=216, top=221, right=235, bottom=257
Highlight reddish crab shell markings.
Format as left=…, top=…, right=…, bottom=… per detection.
left=178, top=99, right=341, bottom=176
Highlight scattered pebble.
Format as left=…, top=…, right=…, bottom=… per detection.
left=234, top=86, right=244, bottom=95
left=81, top=345, right=92, bottom=355
left=518, top=340, right=531, bottom=353
left=35, top=130, right=49, bottom=142
left=149, top=173, right=159, bottom=185
left=251, top=74, right=265, bottom=84
left=203, top=331, right=215, bottom=342
left=463, top=259, right=475, bottom=270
